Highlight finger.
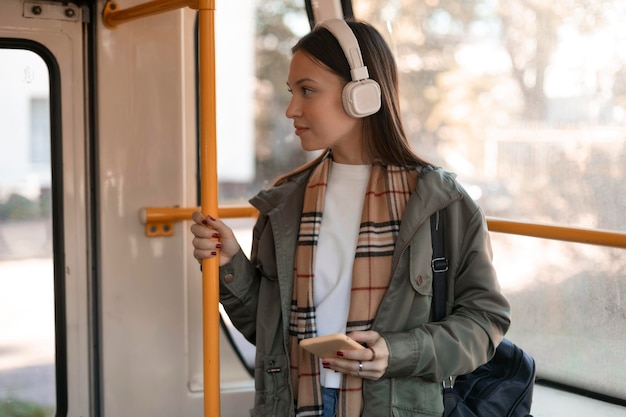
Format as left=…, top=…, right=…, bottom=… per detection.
left=191, top=211, right=208, bottom=224
left=339, top=331, right=379, bottom=361
left=194, top=247, right=218, bottom=259
left=192, top=235, right=221, bottom=250
left=191, top=213, right=241, bottom=266
left=204, top=215, right=235, bottom=239
left=190, top=222, right=218, bottom=239
left=367, top=346, right=376, bottom=361
left=190, top=211, right=218, bottom=238
left=330, top=356, right=364, bottom=371
left=322, top=357, right=373, bottom=379
left=348, top=330, right=378, bottom=347
left=351, top=360, right=368, bottom=378
left=191, top=211, right=223, bottom=235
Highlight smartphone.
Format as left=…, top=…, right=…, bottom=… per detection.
left=299, top=333, right=365, bottom=358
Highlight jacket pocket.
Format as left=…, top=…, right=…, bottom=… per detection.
left=409, top=270, right=433, bottom=296
left=408, top=241, right=434, bottom=296
left=391, top=377, right=443, bottom=417
left=405, top=242, right=435, bottom=325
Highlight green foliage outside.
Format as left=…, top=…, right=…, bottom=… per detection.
left=0, top=399, right=53, bottom=417
left=0, top=194, right=41, bottom=221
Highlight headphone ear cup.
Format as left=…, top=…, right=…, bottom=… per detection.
left=342, top=79, right=382, bottom=118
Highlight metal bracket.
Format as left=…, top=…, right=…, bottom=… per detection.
left=145, top=221, right=175, bottom=237
left=23, top=0, right=80, bottom=22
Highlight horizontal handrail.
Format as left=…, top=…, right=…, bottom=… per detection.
left=103, top=0, right=197, bottom=29
left=139, top=206, right=257, bottom=224
left=140, top=206, right=626, bottom=249
left=487, top=217, right=626, bottom=249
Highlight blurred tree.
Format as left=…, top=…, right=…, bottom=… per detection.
left=253, top=0, right=309, bottom=190
left=250, top=0, right=626, bottom=228
left=355, top=0, right=626, bottom=127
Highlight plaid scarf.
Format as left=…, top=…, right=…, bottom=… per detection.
left=289, top=155, right=418, bottom=416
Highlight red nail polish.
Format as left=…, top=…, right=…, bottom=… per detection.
left=211, top=251, right=217, bottom=256
left=202, top=220, right=208, bottom=225
left=322, top=362, right=330, bottom=368
left=336, top=351, right=343, bottom=357
left=216, top=243, right=222, bottom=249
left=212, top=233, right=220, bottom=238
left=209, top=215, right=216, bottom=221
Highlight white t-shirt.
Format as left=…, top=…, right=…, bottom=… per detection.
left=314, top=162, right=370, bottom=388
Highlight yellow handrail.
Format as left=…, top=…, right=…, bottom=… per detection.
left=487, top=217, right=626, bottom=248
left=142, top=206, right=626, bottom=249
left=140, top=206, right=258, bottom=223
left=103, top=1, right=221, bottom=415
left=197, top=1, right=220, bottom=416
left=103, top=0, right=198, bottom=29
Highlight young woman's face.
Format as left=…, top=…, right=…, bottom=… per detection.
left=285, top=50, right=365, bottom=164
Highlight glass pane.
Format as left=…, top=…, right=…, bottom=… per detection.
left=353, top=0, right=626, bottom=400
left=215, top=0, right=312, bottom=205
left=492, top=233, right=626, bottom=400
left=0, top=48, right=55, bottom=416
left=354, top=0, right=626, bottom=232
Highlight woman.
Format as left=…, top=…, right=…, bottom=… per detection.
left=191, top=18, right=510, bottom=417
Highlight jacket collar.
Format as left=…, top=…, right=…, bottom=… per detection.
left=250, top=164, right=462, bottom=220
left=249, top=168, right=310, bottom=216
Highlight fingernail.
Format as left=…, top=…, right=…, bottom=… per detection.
left=336, top=351, right=343, bottom=357
left=216, top=243, right=222, bottom=249
left=322, top=362, right=330, bottom=368
left=212, top=233, right=220, bottom=238
left=211, top=251, right=217, bottom=256
left=209, top=216, right=216, bottom=221
left=202, top=220, right=208, bottom=225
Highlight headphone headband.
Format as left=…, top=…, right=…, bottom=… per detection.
left=319, top=19, right=369, bottom=81
left=317, top=19, right=382, bottom=118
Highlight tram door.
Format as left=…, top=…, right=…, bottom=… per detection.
left=0, top=1, right=90, bottom=416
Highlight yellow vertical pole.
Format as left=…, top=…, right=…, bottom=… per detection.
left=197, top=0, right=220, bottom=416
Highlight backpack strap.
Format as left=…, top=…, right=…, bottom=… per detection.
left=430, top=210, right=448, bottom=322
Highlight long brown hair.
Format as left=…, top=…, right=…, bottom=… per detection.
left=275, top=19, right=430, bottom=186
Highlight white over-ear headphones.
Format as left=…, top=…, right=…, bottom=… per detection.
left=319, top=19, right=382, bottom=118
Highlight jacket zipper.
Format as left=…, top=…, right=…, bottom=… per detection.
left=267, top=359, right=280, bottom=416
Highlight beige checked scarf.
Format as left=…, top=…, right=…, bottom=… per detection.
left=289, top=155, right=418, bottom=416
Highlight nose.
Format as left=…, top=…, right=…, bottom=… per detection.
left=285, top=95, right=300, bottom=119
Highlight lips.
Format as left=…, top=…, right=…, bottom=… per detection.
left=294, top=125, right=308, bottom=136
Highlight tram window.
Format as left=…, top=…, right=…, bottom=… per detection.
left=493, top=234, right=626, bottom=401
left=352, top=1, right=626, bottom=232
left=211, top=0, right=626, bottom=230
left=353, top=0, right=626, bottom=402
left=212, top=0, right=312, bottom=206
left=0, top=49, right=55, bottom=416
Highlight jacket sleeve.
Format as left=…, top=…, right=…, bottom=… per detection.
left=382, top=201, right=511, bottom=381
left=218, top=213, right=274, bottom=345
left=218, top=249, right=259, bottom=344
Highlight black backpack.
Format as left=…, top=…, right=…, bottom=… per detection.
left=429, top=210, right=536, bottom=417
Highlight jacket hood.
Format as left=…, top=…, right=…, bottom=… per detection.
left=415, top=165, right=464, bottom=213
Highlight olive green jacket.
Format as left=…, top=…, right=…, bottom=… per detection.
left=219, top=165, right=511, bottom=417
